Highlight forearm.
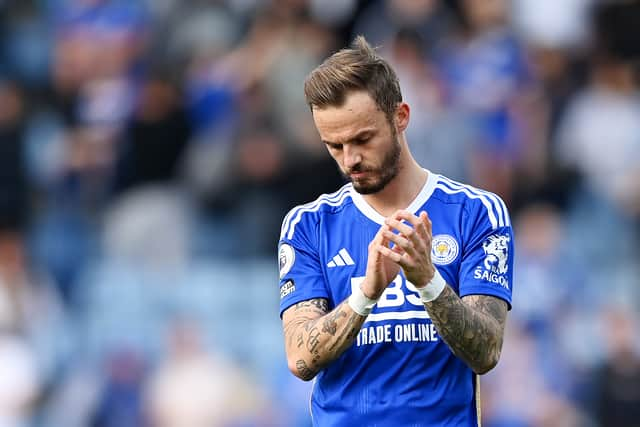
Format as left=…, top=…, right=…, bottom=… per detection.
left=283, top=299, right=365, bottom=380
left=425, top=286, right=505, bottom=374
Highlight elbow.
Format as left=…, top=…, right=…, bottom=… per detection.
left=287, top=355, right=318, bottom=381
left=474, top=350, right=501, bottom=375
left=474, top=361, right=497, bottom=375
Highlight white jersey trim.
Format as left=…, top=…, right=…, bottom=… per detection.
left=433, top=176, right=509, bottom=230
left=350, top=169, right=438, bottom=225
left=281, top=184, right=352, bottom=240
left=438, top=175, right=510, bottom=227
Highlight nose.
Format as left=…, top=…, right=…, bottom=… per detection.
left=343, top=144, right=361, bottom=170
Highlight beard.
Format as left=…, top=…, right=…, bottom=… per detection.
left=343, top=126, right=402, bottom=195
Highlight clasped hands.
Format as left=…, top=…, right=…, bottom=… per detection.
left=362, top=210, right=437, bottom=300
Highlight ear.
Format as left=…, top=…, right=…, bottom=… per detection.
left=394, top=102, right=410, bottom=132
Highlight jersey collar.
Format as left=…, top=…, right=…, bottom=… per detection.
left=350, top=169, right=438, bottom=225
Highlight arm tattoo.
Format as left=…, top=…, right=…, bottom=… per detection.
left=295, top=360, right=315, bottom=381
left=293, top=299, right=329, bottom=312
left=283, top=298, right=366, bottom=380
left=425, top=287, right=507, bottom=374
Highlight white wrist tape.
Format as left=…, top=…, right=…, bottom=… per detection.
left=348, top=286, right=378, bottom=316
left=415, top=269, right=447, bottom=302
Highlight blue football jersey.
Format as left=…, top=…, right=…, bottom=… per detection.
left=278, top=171, right=514, bottom=427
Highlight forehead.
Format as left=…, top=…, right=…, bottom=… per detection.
left=312, top=91, right=386, bottom=141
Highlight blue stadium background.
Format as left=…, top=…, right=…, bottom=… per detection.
left=0, top=0, right=639, bottom=426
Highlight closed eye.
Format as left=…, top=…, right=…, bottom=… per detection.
left=322, top=131, right=373, bottom=150
left=352, top=136, right=370, bottom=145
left=323, top=141, right=343, bottom=150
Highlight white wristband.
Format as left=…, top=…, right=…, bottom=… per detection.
left=415, top=269, right=447, bottom=302
left=348, top=286, right=378, bottom=316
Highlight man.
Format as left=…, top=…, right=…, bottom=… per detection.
left=278, top=36, right=513, bottom=427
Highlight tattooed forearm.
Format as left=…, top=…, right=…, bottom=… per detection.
left=425, top=287, right=507, bottom=374
left=283, top=298, right=366, bottom=381
left=283, top=299, right=328, bottom=349
left=321, top=309, right=344, bottom=335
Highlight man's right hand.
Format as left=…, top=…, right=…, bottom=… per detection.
left=360, top=224, right=401, bottom=299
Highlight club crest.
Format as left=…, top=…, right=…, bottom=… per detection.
left=431, top=234, right=459, bottom=265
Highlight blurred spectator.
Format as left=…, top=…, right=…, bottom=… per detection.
left=26, top=122, right=115, bottom=303
left=510, top=0, right=591, bottom=142
left=144, top=319, right=274, bottom=427
left=0, top=335, right=40, bottom=427
left=436, top=0, right=543, bottom=201
left=512, top=203, right=578, bottom=324
left=261, top=17, right=335, bottom=153
left=555, top=46, right=640, bottom=220
left=90, top=349, right=146, bottom=427
left=480, top=203, right=594, bottom=427
left=196, top=116, right=344, bottom=258
left=383, top=28, right=471, bottom=181
left=553, top=3, right=640, bottom=294
left=114, top=74, right=192, bottom=194
left=1, top=2, right=51, bottom=88
left=158, top=0, right=239, bottom=66
left=0, top=82, right=28, bottom=231
left=225, top=121, right=287, bottom=256
left=511, top=0, right=592, bottom=50
left=352, top=0, right=451, bottom=52
left=588, top=307, right=640, bottom=427
left=510, top=204, right=593, bottom=401
left=50, top=0, right=147, bottom=126
left=482, top=319, right=585, bottom=427
left=308, top=0, right=357, bottom=29
left=0, top=231, right=69, bottom=427
left=101, top=186, right=191, bottom=272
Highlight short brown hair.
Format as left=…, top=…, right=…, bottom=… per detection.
left=304, top=36, right=402, bottom=121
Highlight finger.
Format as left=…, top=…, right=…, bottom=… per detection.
left=381, top=229, right=414, bottom=254
left=416, top=211, right=431, bottom=241
left=391, top=242, right=405, bottom=254
left=376, top=245, right=408, bottom=267
left=386, top=237, right=406, bottom=255
left=390, top=211, right=431, bottom=246
left=385, top=217, right=427, bottom=255
left=372, top=224, right=391, bottom=245
left=384, top=217, right=416, bottom=242
left=420, top=211, right=432, bottom=235
left=368, top=226, right=388, bottom=263
left=393, top=210, right=423, bottom=228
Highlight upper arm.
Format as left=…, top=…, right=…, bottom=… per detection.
left=458, top=194, right=514, bottom=308
left=278, top=206, right=330, bottom=318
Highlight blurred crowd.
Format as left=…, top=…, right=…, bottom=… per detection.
left=0, top=0, right=639, bottom=426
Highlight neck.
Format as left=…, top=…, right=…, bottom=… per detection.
left=361, top=146, right=428, bottom=218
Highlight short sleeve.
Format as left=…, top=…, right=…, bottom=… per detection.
left=458, top=197, right=514, bottom=309
left=277, top=207, right=330, bottom=318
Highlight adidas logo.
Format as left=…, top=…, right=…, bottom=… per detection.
left=327, top=248, right=355, bottom=268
